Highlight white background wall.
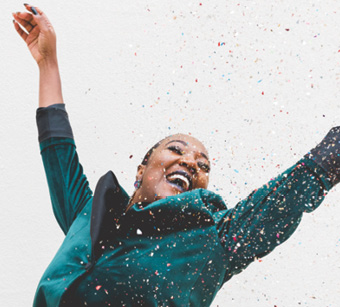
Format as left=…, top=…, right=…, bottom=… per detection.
left=1, top=0, right=340, bottom=306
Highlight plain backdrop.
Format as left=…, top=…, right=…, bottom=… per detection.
left=1, top=0, right=340, bottom=306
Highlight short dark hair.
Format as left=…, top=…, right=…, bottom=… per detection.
left=141, top=134, right=205, bottom=166
left=141, top=140, right=163, bottom=165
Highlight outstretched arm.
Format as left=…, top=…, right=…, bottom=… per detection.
left=13, top=5, right=93, bottom=234
left=214, top=127, right=339, bottom=283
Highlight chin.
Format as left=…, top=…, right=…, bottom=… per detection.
left=154, top=195, right=167, bottom=201
left=155, top=187, right=185, bottom=200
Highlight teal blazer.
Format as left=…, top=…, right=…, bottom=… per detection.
left=33, top=105, right=334, bottom=306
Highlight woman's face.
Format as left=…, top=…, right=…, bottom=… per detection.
left=132, top=134, right=210, bottom=204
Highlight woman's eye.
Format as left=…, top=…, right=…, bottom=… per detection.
left=198, top=162, right=210, bottom=172
left=168, top=146, right=184, bottom=155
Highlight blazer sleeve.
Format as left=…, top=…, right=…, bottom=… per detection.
left=36, top=104, right=93, bottom=234
left=213, top=157, right=334, bottom=283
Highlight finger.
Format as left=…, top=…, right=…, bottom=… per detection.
left=13, top=20, right=28, bottom=42
left=15, top=11, right=37, bottom=27
left=12, top=13, right=35, bottom=33
left=27, top=25, right=40, bottom=42
left=24, top=4, right=44, bottom=19
left=25, top=6, right=54, bottom=34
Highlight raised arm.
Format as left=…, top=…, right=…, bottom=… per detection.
left=214, top=127, right=339, bottom=283
left=13, top=4, right=63, bottom=108
left=13, top=5, right=93, bottom=234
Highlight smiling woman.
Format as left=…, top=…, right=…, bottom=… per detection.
left=128, top=134, right=211, bottom=209
left=13, top=4, right=340, bottom=307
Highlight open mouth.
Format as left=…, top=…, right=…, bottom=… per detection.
left=166, top=170, right=192, bottom=192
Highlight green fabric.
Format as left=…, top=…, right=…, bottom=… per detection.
left=39, top=137, right=93, bottom=234
left=34, top=137, right=333, bottom=307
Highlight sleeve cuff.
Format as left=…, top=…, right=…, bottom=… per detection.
left=36, top=103, right=74, bottom=143
left=298, top=157, right=334, bottom=191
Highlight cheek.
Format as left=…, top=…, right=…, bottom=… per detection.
left=142, top=167, right=167, bottom=184
left=144, top=156, right=173, bottom=180
left=198, top=173, right=209, bottom=188
left=144, top=174, right=163, bottom=184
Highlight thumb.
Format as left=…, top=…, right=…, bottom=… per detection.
left=26, top=5, right=55, bottom=34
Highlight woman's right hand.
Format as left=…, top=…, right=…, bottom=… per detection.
left=13, top=5, right=57, bottom=66
left=305, top=126, right=340, bottom=186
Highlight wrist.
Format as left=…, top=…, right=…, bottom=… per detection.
left=38, top=56, right=59, bottom=71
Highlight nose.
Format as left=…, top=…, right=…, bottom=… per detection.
left=179, top=155, right=197, bottom=174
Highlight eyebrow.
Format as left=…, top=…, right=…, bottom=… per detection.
left=165, top=140, right=210, bottom=162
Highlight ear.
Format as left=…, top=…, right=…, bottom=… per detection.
left=136, top=164, right=146, bottom=182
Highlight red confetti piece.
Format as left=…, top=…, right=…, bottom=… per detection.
left=96, top=285, right=102, bottom=291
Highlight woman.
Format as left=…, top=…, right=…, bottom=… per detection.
left=13, top=5, right=340, bottom=307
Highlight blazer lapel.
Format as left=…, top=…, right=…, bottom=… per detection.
left=90, top=171, right=127, bottom=260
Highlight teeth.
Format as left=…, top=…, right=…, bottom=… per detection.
left=167, top=174, right=190, bottom=190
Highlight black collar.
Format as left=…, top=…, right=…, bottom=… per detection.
left=90, top=171, right=128, bottom=260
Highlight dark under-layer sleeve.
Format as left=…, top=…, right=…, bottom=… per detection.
left=304, top=126, right=340, bottom=186
left=36, top=104, right=93, bottom=234
left=36, top=103, right=74, bottom=142
left=214, top=157, right=333, bottom=283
